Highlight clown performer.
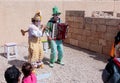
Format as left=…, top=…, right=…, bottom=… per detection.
left=21, top=11, right=43, bottom=36
left=21, top=14, right=45, bottom=68
left=46, top=6, right=65, bottom=68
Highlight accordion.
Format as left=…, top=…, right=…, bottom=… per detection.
left=52, top=23, right=69, bottom=40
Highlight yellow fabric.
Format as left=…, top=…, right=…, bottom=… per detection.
left=28, top=37, right=44, bottom=63
left=41, top=36, right=48, bottom=42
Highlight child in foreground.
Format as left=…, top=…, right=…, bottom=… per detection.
left=102, top=43, right=120, bottom=83
left=22, top=62, right=37, bottom=83
left=4, top=65, right=21, bottom=83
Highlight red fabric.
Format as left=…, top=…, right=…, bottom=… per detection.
left=113, top=58, right=120, bottom=68
left=56, top=23, right=68, bottom=40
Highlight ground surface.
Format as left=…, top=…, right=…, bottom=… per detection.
left=0, top=43, right=108, bottom=83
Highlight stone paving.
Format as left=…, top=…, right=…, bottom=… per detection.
left=0, top=43, right=108, bottom=83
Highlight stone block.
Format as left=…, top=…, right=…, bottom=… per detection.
left=68, top=28, right=74, bottom=33
left=85, top=23, right=91, bottom=30
left=87, top=37, right=99, bottom=45
left=73, top=28, right=82, bottom=34
left=74, top=22, right=84, bottom=29
left=102, top=46, right=111, bottom=55
left=82, top=30, right=91, bottom=36
left=91, top=31, right=99, bottom=38
left=106, top=26, right=118, bottom=34
left=66, top=16, right=74, bottom=22
left=71, top=33, right=79, bottom=40
left=85, top=17, right=93, bottom=24
left=106, top=41, right=113, bottom=46
left=78, top=23, right=84, bottom=29
left=90, top=39, right=98, bottom=45
left=64, top=39, right=70, bottom=44
left=78, top=41, right=90, bottom=49
left=81, top=36, right=87, bottom=41
left=99, top=39, right=106, bottom=46
left=86, top=37, right=94, bottom=43
left=66, top=21, right=74, bottom=28
left=74, top=22, right=81, bottom=28
left=96, top=24, right=106, bottom=32
left=76, top=35, right=82, bottom=40
left=70, top=39, right=78, bottom=46
left=66, top=11, right=85, bottom=17
left=89, top=44, right=102, bottom=53
left=104, top=33, right=116, bottom=41
left=67, top=32, right=72, bottom=38
left=93, top=18, right=106, bottom=25
left=106, top=18, right=119, bottom=26
left=74, top=17, right=84, bottom=23
left=90, top=24, right=97, bottom=31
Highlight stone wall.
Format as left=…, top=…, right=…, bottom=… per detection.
left=65, top=11, right=120, bottom=55
left=1, top=1, right=120, bottom=45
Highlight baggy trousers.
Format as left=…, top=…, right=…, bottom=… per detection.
left=50, top=40, right=64, bottom=63
left=28, top=37, right=44, bottom=63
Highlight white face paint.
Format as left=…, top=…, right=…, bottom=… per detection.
left=35, top=20, right=41, bottom=27
left=37, top=21, right=41, bottom=27
left=53, top=14, right=59, bottom=23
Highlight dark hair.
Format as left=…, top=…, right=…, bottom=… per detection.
left=22, top=62, right=33, bottom=77
left=4, top=65, right=21, bottom=83
left=31, top=18, right=35, bottom=23
left=114, top=31, right=120, bottom=47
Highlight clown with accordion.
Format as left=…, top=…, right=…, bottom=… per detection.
left=46, top=6, right=68, bottom=68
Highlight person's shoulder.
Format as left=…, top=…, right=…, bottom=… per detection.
left=29, top=24, right=35, bottom=27
left=107, top=58, right=114, bottom=64
left=31, top=72, right=36, bottom=77
left=30, top=73, right=37, bottom=82
left=22, top=75, right=32, bottom=83
left=29, top=24, right=37, bottom=30
left=105, top=58, right=114, bottom=69
left=48, top=17, right=54, bottom=22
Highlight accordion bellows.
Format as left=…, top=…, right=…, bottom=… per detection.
left=52, top=23, right=69, bottom=40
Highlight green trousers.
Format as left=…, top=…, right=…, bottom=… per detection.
left=50, top=40, right=63, bottom=63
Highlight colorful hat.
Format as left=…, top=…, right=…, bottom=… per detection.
left=34, top=10, right=42, bottom=20
left=52, top=6, right=61, bottom=16
left=32, top=16, right=41, bottom=22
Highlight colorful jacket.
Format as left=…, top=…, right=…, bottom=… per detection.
left=102, top=58, right=120, bottom=83
left=28, top=24, right=42, bottom=38
left=46, top=17, right=61, bottom=38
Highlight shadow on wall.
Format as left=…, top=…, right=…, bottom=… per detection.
left=64, top=43, right=109, bottom=63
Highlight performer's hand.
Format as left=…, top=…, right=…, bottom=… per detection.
left=21, top=29, right=25, bottom=36
left=41, top=24, right=43, bottom=28
left=48, top=36, right=52, bottom=40
left=41, top=25, right=47, bottom=31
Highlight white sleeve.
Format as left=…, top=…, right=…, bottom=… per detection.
left=45, top=32, right=49, bottom=36
left=29, top=28, right=42, bottom=37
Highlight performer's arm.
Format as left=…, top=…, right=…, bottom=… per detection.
left=21, top=29, right=28, bottom=36
left=46, top=22, right=52, bottom=40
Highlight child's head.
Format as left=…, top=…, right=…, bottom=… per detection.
left=115, top=43, right=120, bottom=58
left=22, top=62, right=33, bottom=77
left=4, top=65, right=21, bottom=83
